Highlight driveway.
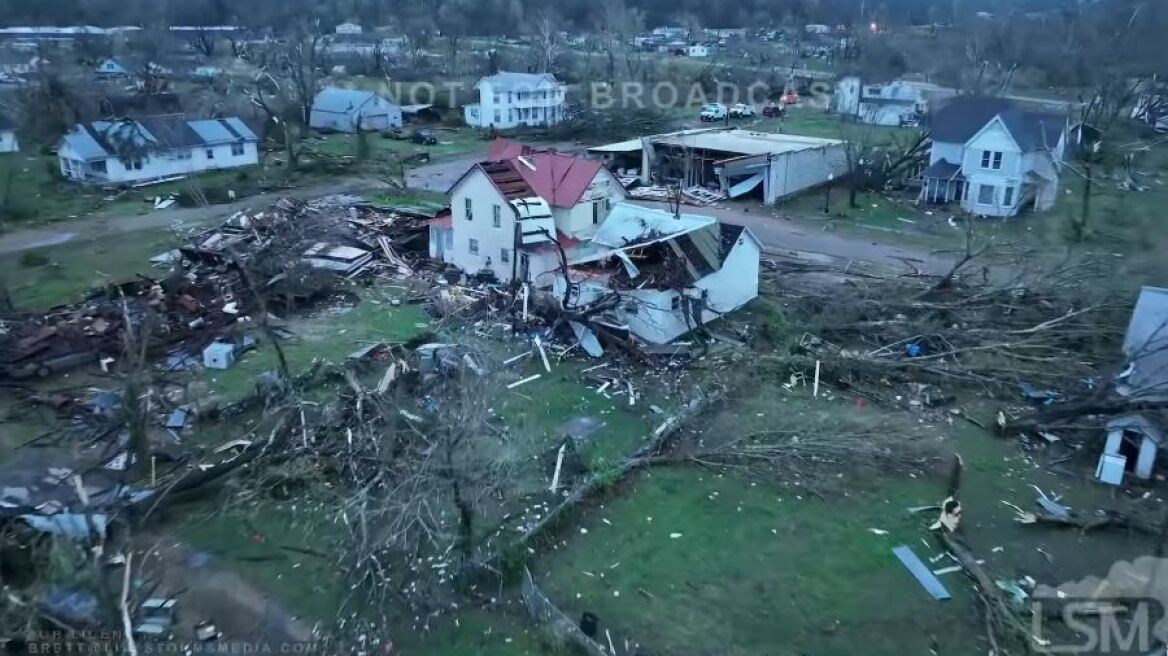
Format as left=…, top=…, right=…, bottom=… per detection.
left=0, top=178, right=389, bottom=255
left=631, top=200, right=957, bottom=274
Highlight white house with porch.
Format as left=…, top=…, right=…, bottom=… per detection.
left=920, top=97, right=1066, bottom=217
left=57, top=116, right=258, bottom=186
left=463, top=72, right=565, bottom=130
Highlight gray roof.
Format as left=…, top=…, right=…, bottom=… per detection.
left=921, top=160, right=963, bottom=180
left=478, top=72, right=559, bottom=92
left=189, top=118, right=257, bottom=144
left=60, top=116, right=255, bottom=161
left=1122, top=286, right=1168, bottom=401
left=929, top=96, right=1064, bottom=151
left=312, top=88, right=392, bottom=114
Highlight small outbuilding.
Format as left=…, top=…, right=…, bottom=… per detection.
left=309, top=88, right=402, bottom=133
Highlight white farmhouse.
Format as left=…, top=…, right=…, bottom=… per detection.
left=920, top=97, right=1066, bottom=217
left=463, top=72, right=565, bottom=130
left=0, top=114, right=18, bottom=153
left=310, top=88, right=402, bottom=133
left=686, top=44, right=710, bottom=57
left=834, top=76, right=945, bottom=126
left=431, top=141, right=627, bottom=284
left=335, top=22, right=363, bottom=35
left=57, top=116, right=258, bottom=186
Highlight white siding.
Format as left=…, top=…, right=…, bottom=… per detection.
left=466, top=79, right=566, bottom=130
left=448, top=169, right=518, bottom=281
left=0, top=129, right=17, bottom=153
left=960, top=120, right=1023, bottom=217
left=554, top=169, right=628, bottom=239
left=59, top=141, right=258, bottom=185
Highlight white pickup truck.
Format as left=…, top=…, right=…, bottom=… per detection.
left=699, top=103, right=728, bottom=121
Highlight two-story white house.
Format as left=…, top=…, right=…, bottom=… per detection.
left=57, top=116, right=258, bottom=186
left=920, top=97, right=1066, bottom=217
left=463, top=72, right=566, bottom=130
left=431, top=141, right=626, bottom=284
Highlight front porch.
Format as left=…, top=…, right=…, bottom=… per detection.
left=918, top=160, right=965, bottom=206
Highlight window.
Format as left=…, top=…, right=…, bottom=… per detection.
left=977, top=184, right=995, bottom=205
left=592, top=201, right=603, bottom=224
left=981, top=150, right=1003, bottom=170
left=670, top=296, right=682, bottom=311
left=206, top=149, right=215, bottom=160
left=500, top=248, right=510, bottom=263
left=130, top=158, right=143, bottom=170
left=469, top=238, right=479, bottom=254
left=231, top=143, right=245, bottom=156
left=465, top=198, right=473, bottom=221
left=493, top=93, right=500, bottom=104
left=492, top=205, right=501, bottom=228
left=1003, top=186, right=1015, bottom=206
left=493, top=110, right=501, bottom=124
left=605, top=198, right=612, bottom=212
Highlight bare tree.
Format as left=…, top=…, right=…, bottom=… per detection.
left=525, top=9, right=562, bottom=75
left=189, top=27, right=218, bottom=58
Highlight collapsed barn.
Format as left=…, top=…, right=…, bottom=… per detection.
left=588, top=128, right=848, bottom=204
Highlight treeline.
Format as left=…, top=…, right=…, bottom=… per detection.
left=0, top=0, right=1078, bottom=33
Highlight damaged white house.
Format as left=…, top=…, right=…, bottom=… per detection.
left=1097, top=286, right=1168, bottom=485
left=432, top=141, right=627, bottom=283
left=587, top=128, right=848, bottom=205
left=552, top=203, right=762, bottom=345
left=431, top=142, right=761, bottom=344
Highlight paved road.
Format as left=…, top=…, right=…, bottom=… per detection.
left=0, top=178, right=388, bottom=254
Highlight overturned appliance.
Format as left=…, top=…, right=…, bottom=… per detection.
left=552, top=203, right=761, bottom=345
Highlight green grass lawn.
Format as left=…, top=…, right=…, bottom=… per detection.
left=309, top=128, right=485, bottom=164
left=0, top=225, right=177, bottom=310
left=533, top=386, right=1152, bottom=656
left=204, top=284, right=429, bottom=404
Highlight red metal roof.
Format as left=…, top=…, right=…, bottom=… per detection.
left=510, top=152, right=604, bottom=209
left=487, top=138, right=537, bottom=161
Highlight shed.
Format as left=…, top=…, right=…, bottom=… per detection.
left=1098, top=414, right=1165, bottom=483
left=309, top=88, right=402, bottom=133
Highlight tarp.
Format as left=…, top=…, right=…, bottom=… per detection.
left=728, top=173, right=765, bottom=198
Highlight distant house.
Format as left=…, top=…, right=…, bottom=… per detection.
left=57, top=116, right=258, bottom=186
left=805, top=24, right=832, bottom=35
left=920, top=97, right=1066, bottom=217
left=463, top=72, right=565, bottom=130
left=433, top=141, right=627, bottom=283
left=335, top=22, right=363, bottom=35
left=192, top=66, right=222, bottom=81
left=95, top=58, right=130, bottom=78
left=0, top=113, right=18, bottom=153
left=309, top=88, right=402, bottom=133
left=834, top=76, right=946, bottom=126
left=687, top=44, right=710, bottom=57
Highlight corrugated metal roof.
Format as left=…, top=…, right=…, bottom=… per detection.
left=650, top=128, right=842, bottom=156
left=587, top=138, right=644, bottom=153
left=590, top=203, right=716, bottom=250
left=478, top=72, right=559, bottom=92
left=189, top=118, right=257, bottom=144
left=512, top=152, right=604, bottom=209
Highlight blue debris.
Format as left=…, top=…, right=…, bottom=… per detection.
left=905, top=343, right=923, bottom=357
left=21, top=513, right=109, bottom=540
left=1019, top=382, right=1060, bottom=405
left=43, top=588, right=98, bottom=623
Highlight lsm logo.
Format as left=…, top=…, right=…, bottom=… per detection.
left=1032, top=556, right=1168, bottom=653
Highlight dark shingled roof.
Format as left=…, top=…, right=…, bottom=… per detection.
left=921, top=160, right=963, bottom=180
left=929, top=96, right=1065, bottom=151
left=137, top=115, right=203, bottom=149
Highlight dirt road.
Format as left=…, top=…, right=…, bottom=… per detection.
left=0, top=178, right=389, bottom=255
